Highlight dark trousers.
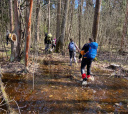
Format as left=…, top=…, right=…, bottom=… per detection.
left=52, top=44, right=56, bottom=49
left=81, top=58, right=93, bottom=75
left=69, top=51, right=74, bottom=59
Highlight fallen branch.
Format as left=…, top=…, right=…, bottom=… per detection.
left=0, top=108, right=7, bottom=113
left=12, top=99, right=21, bottom=114
left=0, top=73, right=16, bottom=113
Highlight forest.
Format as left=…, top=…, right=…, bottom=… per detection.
left=0, top=0, right=128, bottom=113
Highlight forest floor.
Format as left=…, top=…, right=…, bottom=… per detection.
left=0, top=51, right=128, bottom=113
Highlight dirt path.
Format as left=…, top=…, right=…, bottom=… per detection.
left=1, top=53, right=128, bottom=113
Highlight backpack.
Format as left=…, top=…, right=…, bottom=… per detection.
left=47, top=37, right=51, bottom=41
left=46, top=33, right=52, bottom=43
left=69, top=42, right=76, bottom=51
left=84, top=42, right=98, bottom=59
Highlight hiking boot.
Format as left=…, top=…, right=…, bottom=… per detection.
left=82, top=80, right=87, bottom=86
left=83, top=77, right=87, bottom=81
left=82, top=77, right=87, bottom=85
left=87, top=75, right=94, bottom=81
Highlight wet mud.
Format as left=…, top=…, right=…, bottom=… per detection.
left=0, top=56, right=128, bottom=114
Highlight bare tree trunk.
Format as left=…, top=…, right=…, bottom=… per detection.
left=78, top=0, right=83, bottom=49
left=9, top=0, right=14, bottom=32
left=92, top=0, right=102, bottom=42
left=64, top=0, right=70, bottom=49
left=9, top=0, right=15, bottom=61
left=48, top=0, right=50, bottom=33
left=121, top=1, right=128, bottom=51
left=14, top=0, right=21, bottom=60
left=60, top=0, right=70, bottom=52
left=68, top=0, right=75, bottom=39
left=35, top=0, right=40, bottom=42
left=56, top=0, right=61, bottom=52
left=25, top=0, right=33, bottom=69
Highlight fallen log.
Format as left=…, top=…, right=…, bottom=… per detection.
left=107, top=64, right=121, bottom=70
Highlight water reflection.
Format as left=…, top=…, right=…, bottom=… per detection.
left=0, top=59, right=128, bottom=113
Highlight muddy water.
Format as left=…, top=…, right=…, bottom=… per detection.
left=1, top=60, right=128, bottom=114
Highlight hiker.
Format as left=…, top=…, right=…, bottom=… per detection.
left=79, top=38, right=98, bottom=85
left=44, top=33, right=48, bottom=50
left=44, top=33, right=52, bottom=52
left=68, top=38, right=79, bottom=66
left=6, top=30, right=10, bottom=45
left=52, top=38, right=56, bottom=49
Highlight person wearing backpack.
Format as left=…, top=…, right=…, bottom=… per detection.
left=44, top=33, right=48, bottom=49
left=79, top=38, right=98, bottom=85
left=6, top=30, right=10, bottom=45
left=68, top=38, right=79, bottom=66
left=44, top=33, right=52, bottom=52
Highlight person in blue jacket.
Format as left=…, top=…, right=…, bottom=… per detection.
left=79, top=38, right=98, bottom=85
left=68, top=38, right=80, bottom=66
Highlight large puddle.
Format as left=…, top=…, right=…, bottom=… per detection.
left=1, top=59, right=128, bottom=113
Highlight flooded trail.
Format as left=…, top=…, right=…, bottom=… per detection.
left=1, top=55, right=128, bottom=113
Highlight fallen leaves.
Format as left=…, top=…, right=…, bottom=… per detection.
left=49, top=95, right=53, bottom=98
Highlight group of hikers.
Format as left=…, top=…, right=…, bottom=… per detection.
left=6, top=30, right=98, bottom=86
left=44, top=33, right=98, bottom=86
left=68, top=38, right=98, bottom=86
left=44, top=33, right=56, bottom=52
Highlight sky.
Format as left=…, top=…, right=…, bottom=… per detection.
left=75, top=0, right=96, bottom=9
left=51, top=0, right=96, bottom=10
